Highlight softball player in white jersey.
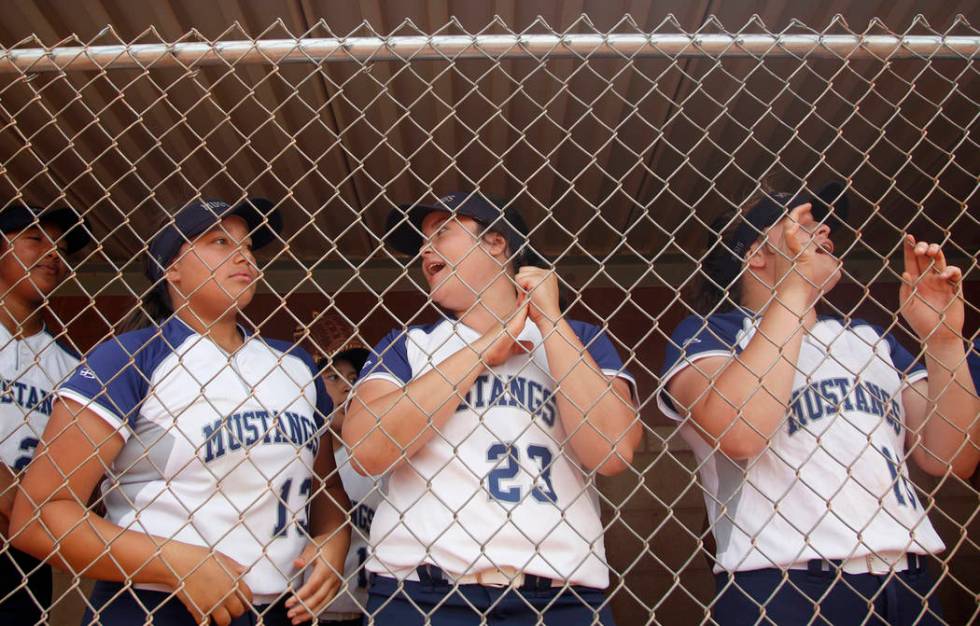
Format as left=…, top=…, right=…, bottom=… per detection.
left=343, top=192, right=641, bottom=626
left=11, top=199, right=351, bottom=626
left=658, top=183, right=978, bottom=625
left=0, top=203, right=90, bottom=624
left=295, top=312, right=380, bottom=626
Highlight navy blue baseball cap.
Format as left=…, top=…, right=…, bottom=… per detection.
left=704, top=181, right=850, bottom=288
left=146, top=198, right=283, bottom=282
left=0, top=203, right=91, bottom=254
left=384, top=192, right=547, bottom=267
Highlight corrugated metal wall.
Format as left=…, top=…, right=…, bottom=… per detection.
left=0, top=1, right=976, bottom=285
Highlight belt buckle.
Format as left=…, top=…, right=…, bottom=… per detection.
left=864, top=553, right=906, bottom=575
left=476, top=567, right=524, bottom=588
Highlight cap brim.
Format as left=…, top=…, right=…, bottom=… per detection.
left=37, top=207, right=91, bottom=254
left=811, top=182, right=850, bottom=229
left=332, top=347, right=370, bottom=371
left=226, top=198, right=283, bottom=251
left=384, top=204, right=447, bottom=255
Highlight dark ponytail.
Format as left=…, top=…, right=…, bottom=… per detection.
left=689, top=208, right=745, bottom=315
left=117, top=284, right=174, bottom=333
left=690, top=184, right=774, bottom=316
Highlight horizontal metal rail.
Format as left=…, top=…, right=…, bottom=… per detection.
left=1, top=33, right=977, bottom=74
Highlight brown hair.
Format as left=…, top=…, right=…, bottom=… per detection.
left=689, top=183, right=774, bottom=315
left=118, top=283, right=174, bottom=333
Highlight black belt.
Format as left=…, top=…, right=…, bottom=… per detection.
left=805, top=553, right=925, bottom=575
left=415, top=564, right=555, bottom=592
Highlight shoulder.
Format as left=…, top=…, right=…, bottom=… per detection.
left=83, top=320, right=199, bottom=377
left=671, top=308, right=751, bottom=344
left=660, top=309, right=751, bottom=379
left=261, top=336, right=319, bottom=377
left=382, top=320, right=449, bottom=349
left=839, top=317, right=924, bottom=375
left=844, top=317, right=905, bottom=347
left=838, top=317, right=881, bottom=336
left=49, top=334, right=82, bottom=361
left=406, top=319, right=449, bottom=339
left=360, top=320, right=449, bottom=384
left=90, top=325, right=173, bottom=365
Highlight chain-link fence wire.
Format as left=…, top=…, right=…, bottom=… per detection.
left=0, top=14, right=977, bottom=626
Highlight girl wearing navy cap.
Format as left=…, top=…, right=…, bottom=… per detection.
left=0, top=203, right=90, bottom=624
left=344, top=192, right=641, bottom=626
left=11, top=199, right=350, bottom=626
left=657, top=183, right=978, bottom=625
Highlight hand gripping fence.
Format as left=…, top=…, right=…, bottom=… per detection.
left=0, top=15, right=977, bottom=626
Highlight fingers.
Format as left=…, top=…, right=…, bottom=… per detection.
left=787, top=201, right=813, bottom=225
left=284, top=557, right=311, bottom=608
left=902, top=235, right=919, bottom=279
left=782, top=219, right=802, bottom=257
left=913, top=240, right=932, bottom=275
left=780, top=203, right=811, bottom=257
left=506, top=298, right=529, bottom=333
left=211, top=606, right=232, bottom=626
left=906, top=234, right=954, bottom=279
left=514, top=266, right=555, bottom=291
left=222, top=591, right=247, bottom=620
left=289, top=584, right=336, bottom=624
left=941, top=265, right=962, bottom=283
left=287, top=565, right=340, bottom=624
left=235, top=578, right=253, bottom=608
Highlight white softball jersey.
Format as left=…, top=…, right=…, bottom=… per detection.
left=657, top=308, right=945, bottom=573
left=0, top=324, right=80, bottom=471
left=355, top=317, right=636, bottom=590
left=57, top=316, right=331, bottom=603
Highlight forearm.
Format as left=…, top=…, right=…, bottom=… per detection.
left=308, top=482, right=351, bottom=566
left=920, top=337, right=980, bottom=475
left=541, top=320, right=639, bottom=473
left=309, top=481, right=350, bottom=541
left=344, top=344, right=487, bottom=474
left=19, top=499, right=178, bottom=586
left=696, top=294, right=809, bottom=455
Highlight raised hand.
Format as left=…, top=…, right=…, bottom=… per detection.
left=515, top=266, right=562, bottom=327
left=899, top=234, right=964, bottom=342
left=772, top=202, right=822, bottom=298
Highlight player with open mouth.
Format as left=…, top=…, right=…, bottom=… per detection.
left=659, top=182, right=978, bottom=625
left=344, top=192, right=642, bottom=626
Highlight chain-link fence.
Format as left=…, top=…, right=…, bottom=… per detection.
left=0, top=15, right=978, bottom=626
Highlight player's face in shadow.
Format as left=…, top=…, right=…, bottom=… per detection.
left=419, top=212, right=508, bottom=313
left=0, top=223, right=68, bottom=305
left=322, top=358, right=358, bottom=426
left=167, top=216, right=259, bottom=318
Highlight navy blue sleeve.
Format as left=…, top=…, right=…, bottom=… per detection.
left=660, top=312, right=744, bottom=380
left=657, top=312, right=748, bottom=419
left=57, top=333, right=151, bottom=431
left=882, top=330, right=926, bottom=379
left=568, top=321, right=631, bottom=378
left=359, top=329, right=413, bottom=385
